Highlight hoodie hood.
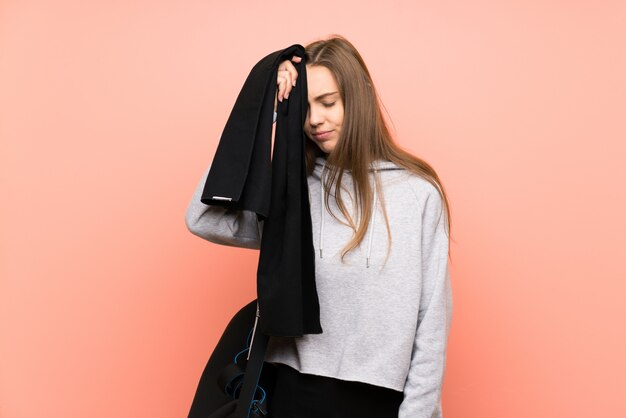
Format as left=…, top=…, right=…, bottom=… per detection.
left=311, top=156, right=406, bottom=268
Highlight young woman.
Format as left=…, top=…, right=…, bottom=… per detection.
left=186, top=35, right=453, bottom=418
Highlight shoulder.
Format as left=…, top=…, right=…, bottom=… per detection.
left=402, top=172, right=442, bottom=214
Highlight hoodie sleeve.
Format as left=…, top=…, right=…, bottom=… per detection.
left=398, top=186, right=453, bottom=418
left=184, top=162, right=263, bottom=250
left=186, top=111, right=277, bottom=248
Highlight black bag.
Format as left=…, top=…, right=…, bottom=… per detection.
left=188, top=300, right=277, bottom=418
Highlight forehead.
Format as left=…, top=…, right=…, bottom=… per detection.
left=306, top=65, right=339, bottom=100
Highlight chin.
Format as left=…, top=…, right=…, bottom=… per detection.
left=318, top=144, right=335, bottom=154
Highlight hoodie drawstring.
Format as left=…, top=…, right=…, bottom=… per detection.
left=366, top=172, right=378, bottom=268
left=318, top=163, right=378, bottom=268
left=319, top=161, right=327, bottom=259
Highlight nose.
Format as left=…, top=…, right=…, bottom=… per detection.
left=308, top=105, right=324, bottom=127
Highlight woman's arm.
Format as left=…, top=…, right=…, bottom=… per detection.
left=184, top=162, right=264, bottom=250
left=398, top=187, right=453, bottom=418
left=185, top=111, right=278, bottom=249
left=186, top=50, right=293, bottom=249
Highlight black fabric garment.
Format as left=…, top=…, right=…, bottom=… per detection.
left=200, top=44, right=322, bottom=337
left=268, top=363, right=404, bottom=418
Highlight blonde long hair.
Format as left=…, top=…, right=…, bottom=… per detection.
left=303, top=34, right=452, bottom=263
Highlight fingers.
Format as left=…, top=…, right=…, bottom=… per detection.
left=277, top=72, right=291, bottom=101
left=276, top=57, right=302, bottom=102
left=277, top=68, right=294, bottom=101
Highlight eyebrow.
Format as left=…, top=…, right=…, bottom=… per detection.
left=313, top=91, right=339, bottom=100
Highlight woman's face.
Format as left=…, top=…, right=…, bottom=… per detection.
left=304, top=65, right=344, bottom=154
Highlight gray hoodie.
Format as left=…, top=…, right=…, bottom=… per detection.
left=185, top=155, right=453, bottom=418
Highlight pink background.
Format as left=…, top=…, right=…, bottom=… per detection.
left=1, top=1, right=625, bottom=417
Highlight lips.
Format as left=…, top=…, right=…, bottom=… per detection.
left=312, top=130, right=333, bottom=140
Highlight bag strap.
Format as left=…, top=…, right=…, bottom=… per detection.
left=234, top=302, right=269, bottom=418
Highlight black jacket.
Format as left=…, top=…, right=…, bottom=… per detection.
left=200, top=44, right=322, bottom=337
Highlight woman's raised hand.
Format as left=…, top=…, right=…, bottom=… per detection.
left=274, top=55, right=302, bottom=112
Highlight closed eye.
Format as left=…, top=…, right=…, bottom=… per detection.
left=323, top=102, right=336, bottom=108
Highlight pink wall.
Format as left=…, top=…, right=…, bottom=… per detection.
left=1, top=1, right=625, bottom=417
